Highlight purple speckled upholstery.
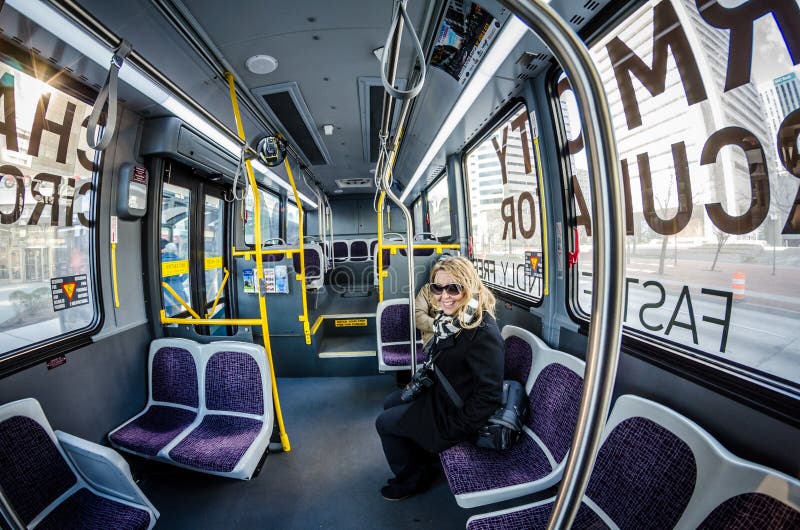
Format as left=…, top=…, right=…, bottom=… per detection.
left=168, top=415, right=262, bottom=472
left=333, top=241, right=348, bottom=261
left=698, top=492, right=800, bottom=530
left=0, top=416, right=77, bottom=525
left=37, top=488, right=150, bottom=530
left=380, top=248, right=390, bottom=269
left=585, top=416, right=697, bottom=530
left=350, top=240, right=368, bottom=261
left=380, top=303, right=421, bottom=342
left=467, top=501, right=606, bottom=530
left=109, top=405, right=197, bottom=456
left=205, top=351, right=264, bottom=415
left=528, top=363, right=583, bottom=463
left=382, top=343, right=427, bottom=366
left=504, top=335, right=533, bottom=384
left=151, top=347, right=198, bottom=407
left=440, top=435, right=552, bottom=496
left=291, top=248, right=321, bottom=279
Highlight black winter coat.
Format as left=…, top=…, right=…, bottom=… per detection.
left=398, top=314, right=504, bottom=453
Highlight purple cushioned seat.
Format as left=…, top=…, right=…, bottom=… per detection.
left=441, top=435, right=552, bottom=496
left=151, top=346, right=198, bottom=407
left=109, top=406, right=197, bottom=456
left=504, top=335, right=533, bottom=385
left=37, top=488, right=150, bottom=530
left=0, top=416, right=77, bottom=525
left=382, top=343, right=427, bottom=366
left=168, top=415, right=262, bottom=473
left=350, top=240, right=368, bottom=261
left=333, top=241, right=348, bottom=261
left=698, top=492, right=800, bottom=530
left=205, top=351, right=264, bottom=415
left=585, top=417, right=697, bottom=530
left=292, top=249, right=321, bottom=279
left=468, top=501, right=606, bottom=530
left=528, top=363, right=583, bottom=463
left=380, top=304, right=421, bottom=343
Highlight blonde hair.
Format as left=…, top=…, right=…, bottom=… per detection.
left=429, top=256, right=496, bottom=329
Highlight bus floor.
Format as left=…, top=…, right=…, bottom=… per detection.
left=127, top=375, right=470, bottom=529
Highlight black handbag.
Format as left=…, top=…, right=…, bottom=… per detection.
left=473, top=380, right=528, bottom=451
left=436, top=369, right=528, bottom=451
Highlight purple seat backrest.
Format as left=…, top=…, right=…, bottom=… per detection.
left=152, top=346, right=199, bottom=407
left=399, top=247, right=435, bottom=257
left=292, top=249, right=321, bottom=278
left=698, top=492, right=800, bottom=529
left=0, top=416, right=77, bottom=525
left=261, top=252, right=284, bottom=263
left=350, top=240, right=368, bottom=260
left=333, top=241, right=348, bottom=260
left=380, top=248, right=391, bottom=269
left=504, top=335, right=533, bottom=385
left=205, top=350, right=264, bottom=415
left=380, top=303, right=420, bottom=343
left=527, top=363, right=582, bottom=463
left=585, top=416, right=697, bottom=530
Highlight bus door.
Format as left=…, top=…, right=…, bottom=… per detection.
left=159, top=163, right=229, bottom=332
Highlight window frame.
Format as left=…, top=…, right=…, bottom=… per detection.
left=0, top=45, right=105, bottom=377
left=461, top=98, right=545, bottom=308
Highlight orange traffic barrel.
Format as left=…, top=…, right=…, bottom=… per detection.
left=732, top=272, right=745, bottom=300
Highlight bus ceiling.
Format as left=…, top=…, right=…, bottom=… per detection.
left=0, top=0, right=613, bottom=205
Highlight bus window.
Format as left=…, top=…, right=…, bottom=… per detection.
left=427, top=173, right=451, bottom=240
left=465, top=104, right=544, bottom=303
left=560, top=0, right=800, bottom=385
left=286, top=201, right=299, bottom=245
left=160, top=183, right=192, bottom=317
left=244, top=187, right=280, bottom=245
left=0, top=60, right=98, bottom=358
left=204, top=195, right=224, bottom=316
left=413, top=197, right=424, bottom=234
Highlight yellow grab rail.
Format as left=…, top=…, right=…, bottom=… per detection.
left=161, top=282, right=202, bottom=319
left=534, top=137, right=549, bottom=296
left=282, top=158, right=312, bottom=345
left=206, top=268, right=230, bottom=318
left=226, top=72, right=290, bottom=452
left=377, top=192, right=386, bottom=301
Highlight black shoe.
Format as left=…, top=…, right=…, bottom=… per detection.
left=381, top=482, right=416, bottom=501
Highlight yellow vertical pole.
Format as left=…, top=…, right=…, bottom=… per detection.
left=226, top=72, right=290, bottom=451
left=534, top=137, right=549, bottom=297
left=283, top=159, right=311, bottom=344
left=377, top=192, right=385, bottom=302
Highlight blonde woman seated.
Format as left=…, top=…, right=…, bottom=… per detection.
left=375, top=256, right=503, bottom=501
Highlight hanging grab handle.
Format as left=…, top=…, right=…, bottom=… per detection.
left=381, top=0, right=426, bottom=101
left=86, top=39, right=132, bottom=151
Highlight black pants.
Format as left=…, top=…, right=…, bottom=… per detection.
left=375, top=389, right=433, bottom=485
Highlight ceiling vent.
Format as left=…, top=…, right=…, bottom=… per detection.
left=253, top=82, right=332, bottom=166
left=358, top=77, right=405, bottom=163
left=425, top=164, right=446, bottom=185
left=335, top=178, right=373, bottom=189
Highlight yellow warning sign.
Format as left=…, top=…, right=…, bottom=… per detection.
left=162, top=259, right=189, bottom=277
left=205, top=256, right=223, bottom=270
left=62, top=282, right=76, bottom=301
left=334, top=318, right=368, bottom=328
left=529, top=256, right=539, bottom=270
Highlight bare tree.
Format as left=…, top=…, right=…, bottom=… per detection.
left=709, top=227, right=730, bottom=271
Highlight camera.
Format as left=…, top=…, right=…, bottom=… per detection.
left=400, top=361, right=435, bottom=402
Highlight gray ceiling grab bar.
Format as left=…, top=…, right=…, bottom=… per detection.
left=497, top=1, right=626, bottom=529
left=377, top=0, right=421, bottom=374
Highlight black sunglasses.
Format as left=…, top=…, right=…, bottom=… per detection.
left=430, top=283, right=463, bottom=296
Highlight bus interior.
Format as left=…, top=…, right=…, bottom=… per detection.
left=0, top=0, right=799, bottom=528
